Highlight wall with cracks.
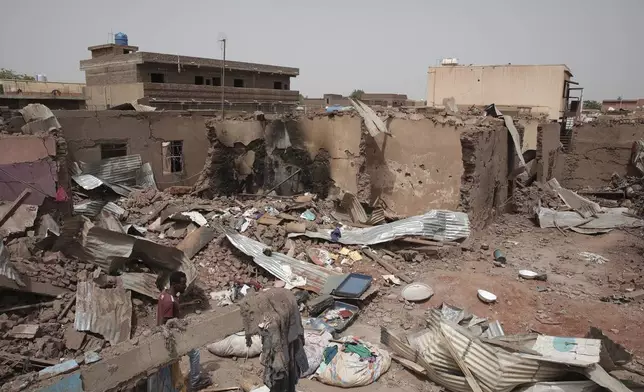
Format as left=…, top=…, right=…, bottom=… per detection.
left=196, top=114, right=511, bottom=226
left=55, top=109, right=513, bottom=226
left=563, top=119, right=644, bottom=189
left=54, top=110, right=211, bottom=188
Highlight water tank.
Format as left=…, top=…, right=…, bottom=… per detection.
left=115, top=32, right=128, bottom=46
left=441, top=58, right=459, bottom=66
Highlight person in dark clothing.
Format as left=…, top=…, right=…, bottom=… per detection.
left=157, top=271, right=212, bottom=391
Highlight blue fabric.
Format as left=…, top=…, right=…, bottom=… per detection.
left=150, top=364, right=178, bottom=392
left=188, top=349, right=201, bottom=387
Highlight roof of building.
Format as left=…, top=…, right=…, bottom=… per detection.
left=81, top=50, right=299, bottom=76
left=429, top=63, right=573, bottom=77
left=88, top=43, right=139, bottom=51
left=602, top=99, right=639, bottom=104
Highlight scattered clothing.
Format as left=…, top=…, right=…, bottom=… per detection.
left=343, top=343, right=373, bottom=359
left=323, top=345, right=338, bottom=364
left=331, top=227, right=341, bottom=242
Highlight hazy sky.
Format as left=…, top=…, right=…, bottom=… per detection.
left=2, top=0, right=642, bottom=100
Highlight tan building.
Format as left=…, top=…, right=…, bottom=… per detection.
left=303, top=92, right=408, bottom=109
left=601, top=99, right=644, bottom=112
left=0, top=79, right=85, bottom=109
left=427, top=63, right=580, bottom=121
left=80, top=41, right=299, bottom=111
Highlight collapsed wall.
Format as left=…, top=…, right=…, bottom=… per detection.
left=194, top=112, right=512, bottom=227
left=563, top=117, right=644, bottom=189
left=52, top=107, right=549, bottom=227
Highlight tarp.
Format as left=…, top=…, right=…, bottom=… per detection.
left=290, top=210, right=470, bottom=245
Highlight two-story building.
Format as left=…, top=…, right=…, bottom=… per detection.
left=80, top=41, right=300, bottom=112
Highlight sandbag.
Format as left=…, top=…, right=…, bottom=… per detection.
left=207, top=332, right=262, bottom=358
left=301, top=330, right=333, bottom=377
left=314, top=336, right=391, bottom=387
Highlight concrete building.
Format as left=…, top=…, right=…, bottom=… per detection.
left=427, top=63, right=581, bottom=121
left=0, top=79, right=85, bottom=109
left=601, top=99, right=644, bottom=112
left=303, top=92, right=408, bottom=109
left=80, top=42, right=299, bottom=111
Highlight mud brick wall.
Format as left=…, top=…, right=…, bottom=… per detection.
left=460, top=121, right=510, bottom=229
left=54, top=110, right=212, bottom=188
left=563, top=119, right=644, bottom=189
left=56, top=109, right=512, bottom=225
left=536, top=123, right=563, bottom=183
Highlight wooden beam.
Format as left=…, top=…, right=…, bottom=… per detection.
left=0, top=189, right=31, bottom=228
left=40, top=309, right=244, bottom=392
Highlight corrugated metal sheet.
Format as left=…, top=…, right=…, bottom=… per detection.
left=119, top=272, right=160, bottom=299
left=71, top=174, right=104, bottom=191
left=61, top=217, right=196, bottom=287
left=290, top=210, right=470, bottom=245
left=342, top=192, right=368, bottom=223
left=0, top=240, right=24, bottom=286
left=73, top=155, right=157, bottom=195
left=537, top=207, right=643, bottom=230
left=75, top=270, right=132, bottom=345
left=74, top=201, right=125, bottom=218
left=80, top=155, right=143, bottom=185
left=366, top=207, right=386, bottom=226
left=400, top=310, right=617, bottom=392
left=221, top=226, right=336, bottom=293
left=137, top=163, right=157, bottom=189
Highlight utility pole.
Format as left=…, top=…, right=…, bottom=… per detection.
left=219, top=38, right=226, bottom=118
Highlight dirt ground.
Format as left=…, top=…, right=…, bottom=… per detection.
left=178, top=212, right=644, bottom=391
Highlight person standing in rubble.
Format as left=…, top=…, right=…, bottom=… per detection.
left=156, top=271, right=212, bottom=391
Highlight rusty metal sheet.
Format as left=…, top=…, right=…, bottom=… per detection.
left=176, top=225, right=217, bottom=259
left=119, top=272, right=160, bottom=299
left=0, top=204, right=38, bottom=236
left=74, top=270, right=132, bottom=345
left=0, top=161, right=57, bottom=205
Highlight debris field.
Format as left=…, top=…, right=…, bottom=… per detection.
left=0, top=103, right=643, bottom=392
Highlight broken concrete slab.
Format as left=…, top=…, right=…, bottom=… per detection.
left=63, top=326, right=85, bottom=351
left=548, top=178, right=601, bottom=218
left=176, top=225, right=217, bottom=259
left=7, top=324, right=40, bottom=339
left=0, top=204, right=38, bottom=237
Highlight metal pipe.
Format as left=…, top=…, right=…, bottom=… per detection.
left=220, top=38, right=226, bottom=118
